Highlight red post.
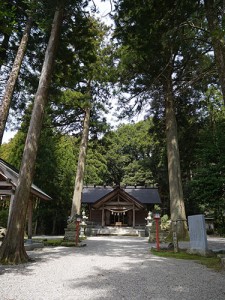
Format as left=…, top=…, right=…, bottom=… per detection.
left=75, top=220, right=80, bottom=246
left=155, top=218, right=160, bottom=251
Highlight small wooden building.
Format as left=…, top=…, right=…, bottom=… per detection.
left=82, top=185, right=161, bottom=227
left=0, top=158, right=52, bottom=239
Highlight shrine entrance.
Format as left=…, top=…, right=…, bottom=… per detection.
left=91, top=187, right=146, bottom=227
left=82, top=185, right=161, bottom=229
left=110, top=210, right=128, bottom=226
left=103, top=209, right=134, bottom=226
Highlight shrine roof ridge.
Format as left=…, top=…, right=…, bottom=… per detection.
left=82, top=185, right=161, bottom=204
left=0, top=158, right=52, bottom=201
left=84, top=184, right=159, bottom=189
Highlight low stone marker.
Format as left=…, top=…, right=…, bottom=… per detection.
left=188, top=214, right=208, bottom=255
left=0, top=227, right=6, bottom=240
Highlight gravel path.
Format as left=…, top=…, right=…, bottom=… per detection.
left=0, top=236, right=225, bottom=300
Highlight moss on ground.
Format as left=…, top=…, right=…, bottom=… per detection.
left=31, top=238, right=86, bottom=247
left=151, top=248, right=223, bottom=272
left=42, top=239, right=63, bottom=246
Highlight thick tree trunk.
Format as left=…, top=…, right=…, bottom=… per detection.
left=70, top=107, right=91, bottom=218
left=0, top=3, right=64, bottom=264
left=0, top=17, right=33, bottom=146
left=164, top=74, right=188, bottom=240
left=204, top=0, right=225, bottom=105
left=51, top=213, right=57, bottom=235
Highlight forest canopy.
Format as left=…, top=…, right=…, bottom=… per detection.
left=0, top=0, right=225, bottom=236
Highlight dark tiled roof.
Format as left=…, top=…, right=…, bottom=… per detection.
left=124, top=188, right=161, bottom=204
left=0, top=158, right=52, bottom=201
left=82, top=186, right=113, bottom=203
left=82, top=186, right=161, bottom=204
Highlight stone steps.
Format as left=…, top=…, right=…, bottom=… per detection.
left=96, top=226, right=145, bottom=237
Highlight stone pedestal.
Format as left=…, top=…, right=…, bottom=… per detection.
left=64, top=222, right=77, bottom=242
left=188, top=214, right=209, bottom=255
left=64, top=211, right=88, bottom=242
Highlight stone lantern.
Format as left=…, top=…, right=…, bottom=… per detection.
left=80, top=210, right=88, bottom=238
left=145, top=211, right=153, bottom=242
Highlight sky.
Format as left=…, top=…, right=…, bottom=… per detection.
left=2, top=130, right=15, bottom=143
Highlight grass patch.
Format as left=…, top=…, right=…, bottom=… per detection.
left=60, top=241, right=76, bottom=247
left=151, top=248, right=223, bottom=272
left=42, top=239, right=63, bottom=246
left=60, top=241, right=86, bottom=247
left=31, top=238, right=86, bottom=247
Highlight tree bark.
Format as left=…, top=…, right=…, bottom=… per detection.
left=0, top=17, right=33, bottom=146
left=0, top=3, right=64, bottom=264
left=204, top=0, right=225, bottom=105
left=70, top=107, right=91, bottom=218
left=164, top=73, right=188, bottom=240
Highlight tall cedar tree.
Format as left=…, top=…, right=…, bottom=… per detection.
left=0, top=17, right=33, bottom=145
left=0, top=1, right=64, bottom=264
left=113, top=0, right=203, bottom=238
left=70, top=106, right=91, bottom=218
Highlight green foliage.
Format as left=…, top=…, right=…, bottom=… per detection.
left=0, top=1, right=16, bottom=34
left=0, top=131, right=26, bottom=168
left=122, top=159, right=153, bottom=186
left=153, top=205, right=161, bottom=214
left=85, top=147, right=109, bottom=185
left=160, top=214, right=171, bottom=231
left=185, top=92, right=225, bottom=232
left=113, top=0, right=204, bottom=90
left=43, top=239, right=63, bottom=246
left=53, top=134, right=78, bottom=195
left=0, top=209, right=8, bottom=227
left=100, top=119, right=156, bottom=185
left=34, top=133, right=78, bottom=234
left=0, top=0, right=16, bottom=65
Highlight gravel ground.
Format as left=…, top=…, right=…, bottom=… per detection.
left=0, top=236, right=225, bottom=300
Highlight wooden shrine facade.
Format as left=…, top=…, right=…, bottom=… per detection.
left=0, top=158, right=52, bottom=239
left=82, top=185, right=161, bottom=227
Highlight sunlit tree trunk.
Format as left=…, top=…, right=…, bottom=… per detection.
left=0, top=17, right=33, bottom=145
left=0, top=3, right=64, bottom=264
left=70, top=106, right=91, bottom=218
left=163, top=71, right=188, bottom=240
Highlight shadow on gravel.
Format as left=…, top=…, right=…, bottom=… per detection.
left=0, top=245, right=86, bottom=275
left=1, top=237, right=225, bottom=299
left=63, top=238, right=225, bottom=299
left=0, top=237, right=161, bottom=276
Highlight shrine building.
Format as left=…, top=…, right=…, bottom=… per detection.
left=0, top=158, right=52, bottom=240
left=82, top=185, right=161, bottom=228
